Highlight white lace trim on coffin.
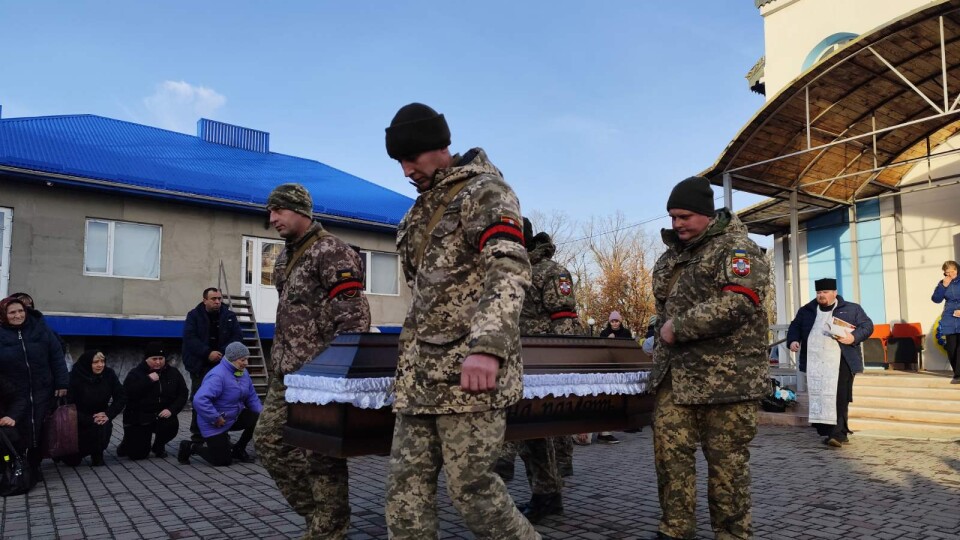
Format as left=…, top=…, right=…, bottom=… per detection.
left=284, top=370, right=650, bottom=409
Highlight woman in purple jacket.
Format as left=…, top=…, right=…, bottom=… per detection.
left=932, top=260, right=960, bottom=383
left=177, top=342, right=262, bottom=466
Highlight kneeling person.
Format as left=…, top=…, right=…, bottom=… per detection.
left=179, top=342, right=262, bottom=466
left=119, top=342, right=188, bottom=460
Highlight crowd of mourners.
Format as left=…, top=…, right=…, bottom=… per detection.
left=0, top=291, right=261, bottom=496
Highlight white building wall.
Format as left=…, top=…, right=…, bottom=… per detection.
left=897, top=182, right=960, bottom=370
left=760, top=0, right=932, bottom=99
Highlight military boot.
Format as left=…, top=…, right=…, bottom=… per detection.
left=521, top=493, right=563, bottom=524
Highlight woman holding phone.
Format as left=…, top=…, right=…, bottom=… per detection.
left=932, top=260, right=960, bottom=383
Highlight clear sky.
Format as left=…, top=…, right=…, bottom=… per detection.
left=0, top=1, right=768, bottom=239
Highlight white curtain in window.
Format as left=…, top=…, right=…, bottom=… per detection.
left=113, top=222, right=161, bottom=278
left=84, top=221, right=109, bottom=273
left=370, top=252, right=398, bottom=295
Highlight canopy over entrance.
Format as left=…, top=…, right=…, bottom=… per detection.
left=706, top=0, right=960, bottom=235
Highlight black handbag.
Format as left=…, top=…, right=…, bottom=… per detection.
left=0, top=429, right=35, bottom=497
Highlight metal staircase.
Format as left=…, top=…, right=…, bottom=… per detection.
left=219, top=262, right=269, bottom=399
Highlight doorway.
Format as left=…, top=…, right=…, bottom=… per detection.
left=241, top=236, right=284, bottom=323
left=0, top=207, right=11, bottom=298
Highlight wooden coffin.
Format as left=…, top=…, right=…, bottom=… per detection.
left=283, top=333, right=654, bottom=457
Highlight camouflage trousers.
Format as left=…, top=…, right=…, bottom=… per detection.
left=498, top=438, right=563, bottom=495
left=254, top=378, right=350, bottom=540
left=554, top=435, right=573, bottom=470
left=653, top=375, right=758, bottom=540
left=385, top=409, right=541, bottom=540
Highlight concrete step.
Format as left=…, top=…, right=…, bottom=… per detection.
left=854, top=395, right=959, bottom=413
left=855, top=374, right=955, bottom=389
left=759, top=410, right=808, bottom=426
left=856, top=385, right=960, bottom=400
left=848, top=417, right=960, bottom=439
left=849, top=405, right=960, bottom=425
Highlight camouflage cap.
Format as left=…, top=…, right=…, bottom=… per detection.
left=267, top=183, right=313, bottom=218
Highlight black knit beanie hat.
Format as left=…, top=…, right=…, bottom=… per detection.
left=385, top=103, right=451, bottom=160
left=666, top=176, right=715, bottom=217
left=143, top=341, right=166, bottom=360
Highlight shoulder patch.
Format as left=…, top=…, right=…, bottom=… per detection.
left=557, top=275, right=573, bottom=296
left=731, top=249, right=751, bottom=277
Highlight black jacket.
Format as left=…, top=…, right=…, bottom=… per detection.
left=0, top=377, right=27, bottom=426
left=0, top=316, right=68, bottom=447
left=181, top=304, right=243, bottom=374
left=68, top=351, right=127, bottom=427
left=121, top=359, right=188, bottom=425
left=786, top=295, right=874, bottom=374
left=599, top=324, right=633, bottom=339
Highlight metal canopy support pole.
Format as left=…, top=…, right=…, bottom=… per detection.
left=893, top=195, right=909, bottom=324
left=848, top=205, right=861, bottom=304
left=789, top=190, right=803, bottom=390
left=723, top=172, right=733, bottom=210
left=805, top=85, right=812, bottom=149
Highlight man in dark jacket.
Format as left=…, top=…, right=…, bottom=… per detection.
left=181, top=287, right=243, bottom=443
left=787, top=278, right=873, bottom=447
left=118, top=342, right=188, bottom=460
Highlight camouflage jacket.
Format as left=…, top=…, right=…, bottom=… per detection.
left=271, top=223, right=371, bottom=378
left=394, top=148, right=531, bottom=414
left=520, top=240, right=580, bottom=335
left=651, top=209, right=769, bottom=405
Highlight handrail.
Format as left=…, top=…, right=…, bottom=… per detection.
left=217, top=259, right=232, bottom=308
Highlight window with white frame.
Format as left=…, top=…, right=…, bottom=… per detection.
left=358, top=250, right=399, bottom=295
left=84, top=219, right=162, bottom=279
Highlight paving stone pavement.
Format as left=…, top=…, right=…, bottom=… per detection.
left=1, top=411, right=958, bottom=539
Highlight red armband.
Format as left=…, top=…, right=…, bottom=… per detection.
left=721, top=284, right=760, bottom=306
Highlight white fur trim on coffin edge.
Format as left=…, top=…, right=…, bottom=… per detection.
left=284, top=375, right=395, bottom=409
left=284, top=371, right=650, bottom=409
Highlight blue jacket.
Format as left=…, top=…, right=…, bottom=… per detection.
left=181, top=303, right=243, bottom=374
left=786, top=295, right=874, bottom=374
left=0, top=316, right=68, bottom=448
left=192, top=359, right=263, bottom=438
left=931, top=279, right=960, bottom=335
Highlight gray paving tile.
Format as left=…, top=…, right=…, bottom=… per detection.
left=2, top=412, right=959, bottom=539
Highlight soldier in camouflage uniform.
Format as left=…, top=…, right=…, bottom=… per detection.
left=252, top=183, right=371, bottom=540
left=382, top=103, right=540, bottom=540
left=650, top=176, right=768, bottom=540
left=495, top=220, right=580, bottom=523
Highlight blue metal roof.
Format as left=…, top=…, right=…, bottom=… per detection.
left=0, top=114, right=412, bottom=228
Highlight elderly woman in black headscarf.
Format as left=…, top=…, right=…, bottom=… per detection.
left=62, top=350, right=126, bottom=466
left=0, top=296, right=68, bottom=474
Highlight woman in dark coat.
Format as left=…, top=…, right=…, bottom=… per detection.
left=118, top=342, right=187, bottom=460
left=63, top=351, right=126, bottom=466
left=0, top=296, right=68, bottom=472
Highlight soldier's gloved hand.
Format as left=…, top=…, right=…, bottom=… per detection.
left=460, top=353, right=500, bottom=393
